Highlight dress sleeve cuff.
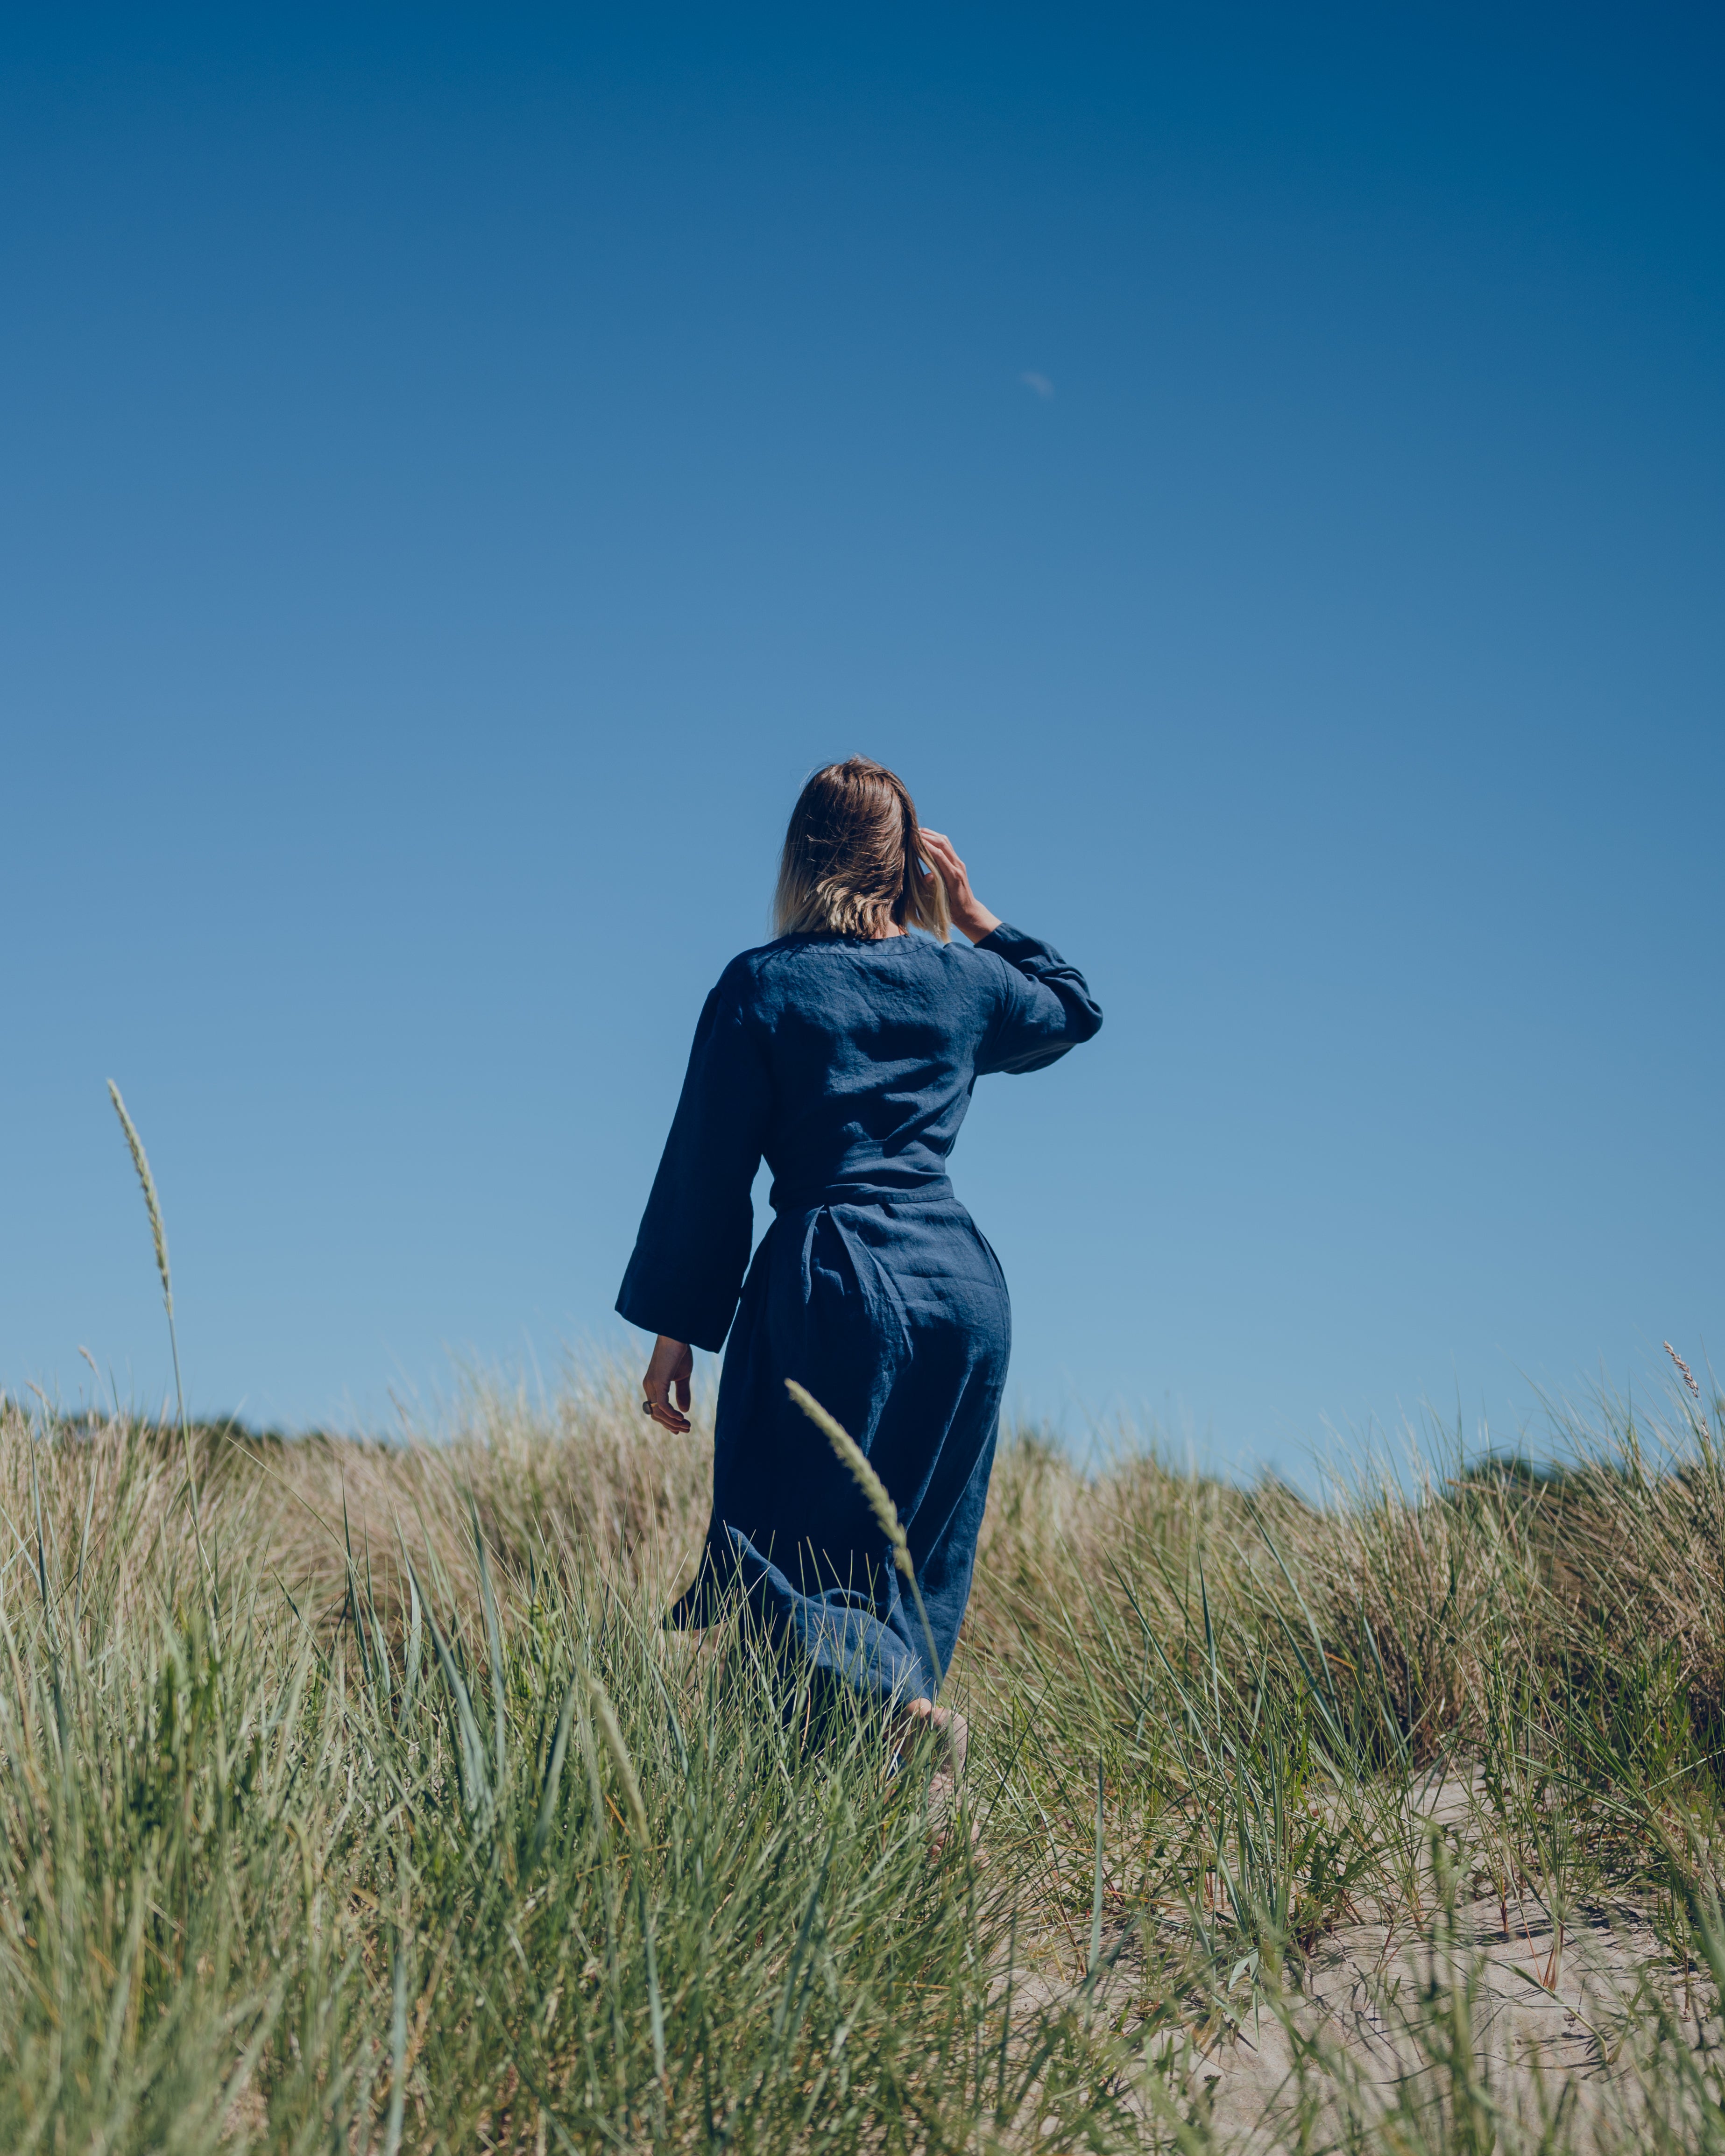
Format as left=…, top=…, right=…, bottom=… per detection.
left=976, top=922, right=1047, bottom=961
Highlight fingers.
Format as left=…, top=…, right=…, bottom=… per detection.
left=917, top=828, right=968, bottom=889
left=917, top=827, right=995, bottom=941
left=643, top=1336, right=694, bottom=1432
left=643, top=1373, right=690, bottom=1433
left=643, top=1336, right=691, bottom=1401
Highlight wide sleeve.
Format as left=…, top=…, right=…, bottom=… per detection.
left=973, top=922, right=1103, bottom=1076
left=615, top=970, right=772, bottom=1352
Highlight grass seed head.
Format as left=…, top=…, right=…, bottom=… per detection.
left=107, top=1079, right=173, bottom=1320
left=785, top=1378, right=913, bottom=1583
left=1666, top=1341, right=1702, bottom=1400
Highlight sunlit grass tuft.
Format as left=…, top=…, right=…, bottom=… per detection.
left=5, top=1357, right=1725, bottom=2149
left=6, top=1096, right=1725, bottom=2149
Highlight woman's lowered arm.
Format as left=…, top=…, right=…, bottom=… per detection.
left=616, top=970, right=771, bottom=1426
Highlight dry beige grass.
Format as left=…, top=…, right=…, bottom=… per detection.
left=6, top=1364, right=1725, bottom=2151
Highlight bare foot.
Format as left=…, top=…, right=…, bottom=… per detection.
left=888, top=1701, right=979, bottom=1857
left=889, top=1698, right=969, bottom=1781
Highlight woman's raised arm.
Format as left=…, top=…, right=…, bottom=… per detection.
left=973, top=925, right=1103, bottom=1073
left=919, top=824, right=1102, bottom=1073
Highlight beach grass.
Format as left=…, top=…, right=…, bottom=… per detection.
left=4, top=1355, right=1725, bottom=2151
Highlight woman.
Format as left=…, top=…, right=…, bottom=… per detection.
left=617, top=757, right=1101, bottom=1746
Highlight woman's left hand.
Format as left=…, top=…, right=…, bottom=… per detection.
left=918, top=829, right=1002, bottom=944
left=643, top=1335, right=693, bottom=1432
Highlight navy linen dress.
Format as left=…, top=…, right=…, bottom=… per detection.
left=616, top=924, right=1101, bottom=1704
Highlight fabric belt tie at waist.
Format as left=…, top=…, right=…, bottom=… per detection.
left=773, top=1177, right=955, bottom=1214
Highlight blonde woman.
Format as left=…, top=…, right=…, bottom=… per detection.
left=618, top=758, right=1101, bottom=1753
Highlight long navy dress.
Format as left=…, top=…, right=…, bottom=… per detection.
left=617, top=923, right=1101, bottom=1704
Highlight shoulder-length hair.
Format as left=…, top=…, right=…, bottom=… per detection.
left=772, top=757, right=951, bottom=942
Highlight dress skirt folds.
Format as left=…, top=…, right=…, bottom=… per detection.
left=616, top=923, right=1101, bottom=1704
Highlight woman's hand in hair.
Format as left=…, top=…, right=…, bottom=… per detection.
left=918, top=829, right=1002, bottom=945
left=643, top=1335, right=694, bottom=1433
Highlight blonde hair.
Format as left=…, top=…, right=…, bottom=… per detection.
left=772, top=758, right=951, bottom=942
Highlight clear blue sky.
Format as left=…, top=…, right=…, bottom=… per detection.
left=3, top=4, right=1720, bottom=1473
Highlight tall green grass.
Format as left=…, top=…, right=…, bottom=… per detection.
left=6, top=1365, right=1725, bottom=2151
left=5, top=1107, right=1725, bottom=2147
left=0, top=1399, right=1153, bottom=2154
